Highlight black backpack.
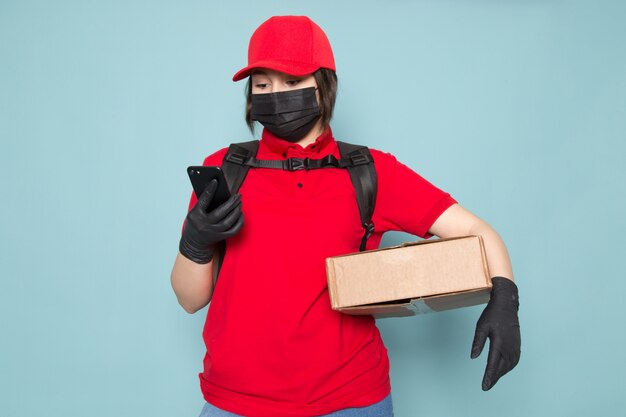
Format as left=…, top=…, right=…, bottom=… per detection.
left=212, top=140, right=378, bottom=280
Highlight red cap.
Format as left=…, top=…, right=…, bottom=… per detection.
left=232, top=15, right=336, bottom=82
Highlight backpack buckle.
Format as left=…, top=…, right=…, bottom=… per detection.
left=287, top=157, right=309, bottom=171
left=349, top=153, right=371, bottom=166
left=225, top=151, right=248, bottom=165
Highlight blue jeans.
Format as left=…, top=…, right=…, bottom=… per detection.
left=198, top=393, right=394, bottom=417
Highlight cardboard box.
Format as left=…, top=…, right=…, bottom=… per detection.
left=325, top=235, right=492, bottom=318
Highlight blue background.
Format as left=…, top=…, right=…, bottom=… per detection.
left=1, top=1, right=625, bottom=416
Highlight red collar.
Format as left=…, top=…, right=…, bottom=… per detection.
left=260, top=126, right=335, bottom=158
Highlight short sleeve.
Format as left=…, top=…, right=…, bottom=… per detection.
left=180, top=147, right=230, bottom=236
left=370, top=149, right=458, bottom=239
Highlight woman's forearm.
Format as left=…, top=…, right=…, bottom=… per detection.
left=469, top=221, right=515, bottom=282
left=170, top=251, right=215, bottom=313
left=428, top=204, right=515, bottom=282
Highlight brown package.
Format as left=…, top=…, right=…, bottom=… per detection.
left=325, top=235, right=492, bottom=318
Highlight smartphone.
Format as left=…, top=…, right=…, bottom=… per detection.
left=187, top=166, right=232, bottom=212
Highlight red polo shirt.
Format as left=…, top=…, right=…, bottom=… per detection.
left=182, top=127, right=457, bottom=417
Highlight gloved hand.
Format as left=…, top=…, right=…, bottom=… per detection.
left=471, top=276, right=521, bottom=391
left=179, top=179, right=244, bottom=264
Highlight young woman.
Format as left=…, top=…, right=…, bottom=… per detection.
left=171, top=15, right=521, bottom=417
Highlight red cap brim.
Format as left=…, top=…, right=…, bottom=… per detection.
left=232, top=60, right=321, bottom=82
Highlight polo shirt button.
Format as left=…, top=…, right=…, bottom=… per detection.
left=282, top=152, right=287, bottom=157
left=297, top=183, right=303, bottom=188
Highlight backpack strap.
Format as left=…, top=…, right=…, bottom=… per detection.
left=222, top=140, right=260, bottom=194
left=336, top=141, right=377, bottom=252
left=225, top=152, right=359, bottom=171
left=213, top=140, right=260, bottom=281
left=213, top=139, right=377, bottom=285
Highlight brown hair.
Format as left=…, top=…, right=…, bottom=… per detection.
left=244, top=68, right=338, bottom=134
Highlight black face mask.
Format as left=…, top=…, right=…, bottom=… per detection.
left=250, top=87, right=321, bottom=142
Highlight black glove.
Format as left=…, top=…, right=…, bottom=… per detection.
left=471, top=276, right=521, bottom=391
left=179, top=179, right=244, bottom=264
